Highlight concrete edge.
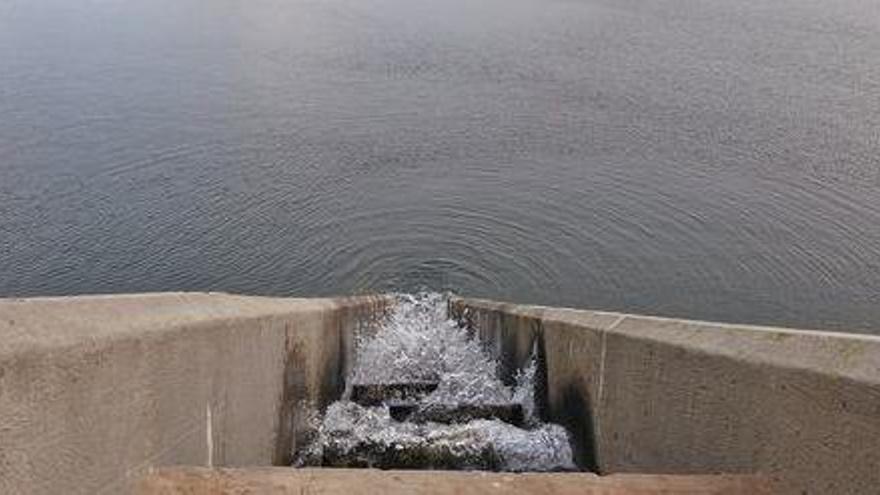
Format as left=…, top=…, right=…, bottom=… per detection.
left=135, top=467, right=785, bottom=494
left=450, top=296, right=880, bottom=340
left=451, top=296, right=880, bottom=385
left=0, top=292, right=391, bottom=359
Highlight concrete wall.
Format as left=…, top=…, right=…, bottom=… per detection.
left=3, top=292, right=876, bottom=494
left=0, top=293, right=387, bottom=495
left=451, top=298, right=880, bottom=495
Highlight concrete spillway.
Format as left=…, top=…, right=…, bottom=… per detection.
left=1, top=293, right=878, bottom=493
left=294, top=293, right=575, bottom=472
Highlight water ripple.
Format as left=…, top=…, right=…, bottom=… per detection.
left=3, top=0, right=880, bottom=332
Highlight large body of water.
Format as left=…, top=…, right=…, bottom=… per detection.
left=2, top=0, right=879, bottom=332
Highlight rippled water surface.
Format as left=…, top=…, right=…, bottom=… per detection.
left=2, top=0, right=880, bottom=332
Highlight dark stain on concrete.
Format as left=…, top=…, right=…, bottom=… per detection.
left=558, top=382, right=598, bottom=472
left=274, top=327, right=308, bottom=466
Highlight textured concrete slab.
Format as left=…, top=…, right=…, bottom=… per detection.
left=451, top=297, right=880, bottom=495
left=136, top=467, right=781, bottom=494
left=0, top=293, right=388, bottom=495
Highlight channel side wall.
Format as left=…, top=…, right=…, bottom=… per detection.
left=0, top=293, right=387, bottom=495
left=450, top=297, right=880, bottom=495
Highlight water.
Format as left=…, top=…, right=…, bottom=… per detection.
left=2, top=0, right=880, bottom=332
left=350, top=293, right=506, bottom=392
left=350, top=293, right=516, bottom=409
left=298, top=293, right=575, bottom=472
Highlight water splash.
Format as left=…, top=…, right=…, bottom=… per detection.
left=350, top=292, right=499, bottom=386
left=298, top=292, right=576, bottom=472
left=512, top=348, right=540, bottom=427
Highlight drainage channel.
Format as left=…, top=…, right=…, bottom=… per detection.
left=294, top=292, right=577, bottom=472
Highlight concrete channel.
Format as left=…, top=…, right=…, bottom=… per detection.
left=1, top=292, right=877, bottom=493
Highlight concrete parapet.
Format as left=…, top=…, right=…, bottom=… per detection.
left=136, top=467, right=779, bottom=494
left=0, top=293, right=388, bottom=495
left=451, top=297, right=880, bottom=494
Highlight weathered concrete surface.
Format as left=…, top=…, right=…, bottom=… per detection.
left=136, top=467, right=781, bottom=494
left=451, top=298, right=880, bottom=495
left=0, top=293, right=387, bottom=495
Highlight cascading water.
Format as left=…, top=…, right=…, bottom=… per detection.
left=295, top=292, right=576, bottom=472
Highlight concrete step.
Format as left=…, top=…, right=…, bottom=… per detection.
left=390, top=401, right=524, bottom=425
left=350, top=382, right=438, bottom=406
left=137, top=467, right=789, bottom=494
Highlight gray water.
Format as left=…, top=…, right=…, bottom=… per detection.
left=2, top=0, right=880, bottom=332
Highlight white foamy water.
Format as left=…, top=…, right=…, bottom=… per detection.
left=350, top=292, right=510, bottom=405
left=298, top=292, right=576, bottom=472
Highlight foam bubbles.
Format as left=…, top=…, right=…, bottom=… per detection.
left=297, top=292, right=576, bottom=472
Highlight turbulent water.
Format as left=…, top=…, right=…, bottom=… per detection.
left=350, top=293, right=509, bottom=399
left=297, top=293, right=576, bottom=472
left=3, top=0, right=880, bottom=332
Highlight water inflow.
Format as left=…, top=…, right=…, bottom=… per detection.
left=296, top=292, right=576, bottom=471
